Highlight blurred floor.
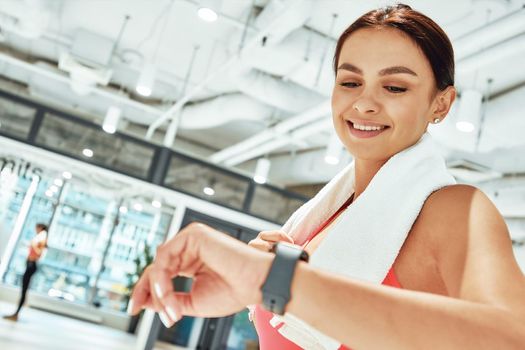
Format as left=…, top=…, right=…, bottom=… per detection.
left=0, top=301, right=185, bottom=350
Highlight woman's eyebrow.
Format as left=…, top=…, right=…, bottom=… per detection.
left=337, top=63, right=418, bottom=77
left=337, top=63, right=362, bottom=74
left=379, top=66, right=418, bottom=76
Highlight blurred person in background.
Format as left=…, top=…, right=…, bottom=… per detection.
left=3, top=223, right=48, bottom=322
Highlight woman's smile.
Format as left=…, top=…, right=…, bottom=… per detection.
left=346, top=120, right=391, bottom=139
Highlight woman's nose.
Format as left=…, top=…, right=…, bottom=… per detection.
left=352, top=97, right=379, bottom=114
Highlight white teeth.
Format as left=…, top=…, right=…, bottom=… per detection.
left=352, top=122, right=385, bottom=131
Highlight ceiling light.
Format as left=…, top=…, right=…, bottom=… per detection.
left=54, top=178, right=64, bottom=187
left=45, top=190, right=54, bottom=197
left=82, top=148, right=94, bottom=157
left=203, top=186, right=215, bottom=196
left=50, top=185, right=59, bottom=193
left=253, top=158, right=271, bottom=184
left=136, top=62, right=156, bottom=96
left=103, top=105, right=121, bottom=134
left=119, top=206, right=128, bottom=214
left=62, top=171, right=72, bottom=180
left=324, top=133, right=343, bottom=165
left=133, top=203, right=143, bottom=212
left=455, top=89, right=482, bottom=133
left=152, top=199, right=162, bottom=208
left=198, top=7, right=218, bottom=22
left=197, top=0, right=220, bottom=22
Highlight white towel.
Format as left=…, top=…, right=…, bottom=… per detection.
left=269, top=133, right=456, bottom=349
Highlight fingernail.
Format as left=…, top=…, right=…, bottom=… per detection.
left=159, top=311, right=172, bottom=328
left=165, top=306, right=178, bottom=322
left=154, top=283, right=163, bottom=298
left=127, top=300, right=134, bottom=315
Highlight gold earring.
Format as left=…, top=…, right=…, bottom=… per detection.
left=432, top=118, right=441, bottom=124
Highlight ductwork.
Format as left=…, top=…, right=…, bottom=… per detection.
left=210, top=100, right=330, bottom=163
left=146, top=0, right=314, bottom=137
left=454, top=5, right=525, bottom=61
left=235, top=69, right=326, bottom=113
left=0, top=0, right=52, bottom=39
left=0, top=54, right=274, bottom=132
left=239, top=27, right=335, bottom=94
left=253, top=0, right=315, bottom=45
left=179, top=93, right=274, bottom=129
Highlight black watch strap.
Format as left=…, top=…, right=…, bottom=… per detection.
left=260, top=242, right=309, bottom=315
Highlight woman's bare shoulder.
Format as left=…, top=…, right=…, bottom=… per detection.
left=416, top=184, right=500, bottom=249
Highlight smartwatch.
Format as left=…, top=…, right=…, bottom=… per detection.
left=260, top=242, right=309, bottom=315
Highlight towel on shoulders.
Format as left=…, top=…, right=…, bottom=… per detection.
left=269, top=133, right=456, bottom=349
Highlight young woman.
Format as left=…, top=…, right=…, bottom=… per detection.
left=129, top=4, right=525, bottom=349
left=3, top=223, right=48, bottom=321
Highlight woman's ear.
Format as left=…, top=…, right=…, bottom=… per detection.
left=431, top=86, right=456, bottom=122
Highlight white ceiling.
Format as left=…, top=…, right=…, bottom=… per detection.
left=0, top=0, right=524, bottom=196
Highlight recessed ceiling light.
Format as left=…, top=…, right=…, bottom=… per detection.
left=203, top=186, right=215, bottom=196
left=82, top=148, right=93, bottom=158
left=197, top=7, right=218, bottom=22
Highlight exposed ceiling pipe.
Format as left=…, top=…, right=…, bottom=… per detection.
left=223, top=117, right=332, bottom=166
left=457, top=33, right=525, bottom=73
left=235, top=68, right=325, bottom=113
left=0, top=53, right=274, bottom=131
left=145, top=0, right=311, bottom=139
left=0, top=0, right=52, bottom=39
left=179, top=93, right=274, bottom=128
left=180, top=0, right=259, bottom=33
left=0, top=52, right=162, bottom=116
left=209, top=100, right=330, bottom=163
left=453, top=4, right=525, bottom=61
left=252, top=0, right=314, bottom=45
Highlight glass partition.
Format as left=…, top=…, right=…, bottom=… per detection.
left=35, top=113, right=155, bottom=179
left=164, top=155, right=250, bottom=210
left=249, top=185, right=305, bottom=224
left=0, top=167, right=175, bottom=313
left=0, top=96, right=36, bottom=140
left=2, top=178, right=55, bottom=290
left=92, top=205, right=172, bottom=312
left=31, top=182, right=113, bottom=304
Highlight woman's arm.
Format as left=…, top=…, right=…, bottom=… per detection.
left=288, top=184, right=525, bottom=349
left=289, top=261, right=525, bottom=349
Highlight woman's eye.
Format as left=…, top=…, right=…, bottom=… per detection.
left=340, top=82, right=361, bottom=88
left=385, top=86, right=407, bottom=93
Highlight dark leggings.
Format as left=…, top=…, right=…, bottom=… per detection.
left=15, top=260, right=38, bottom=315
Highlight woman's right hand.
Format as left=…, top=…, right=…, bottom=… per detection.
left=248, top=230, right=294, bottom=252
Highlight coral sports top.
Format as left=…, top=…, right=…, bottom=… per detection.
left=253, top=195, right=403, bottom=350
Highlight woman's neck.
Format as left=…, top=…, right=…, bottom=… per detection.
left=353, top=158, right=388, bottom=200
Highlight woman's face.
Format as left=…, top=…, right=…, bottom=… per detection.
left=332, top=27, right=451, bottom=161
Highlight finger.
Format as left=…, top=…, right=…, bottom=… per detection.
left=129, top=267, right=153, bottom=315
left=152, top=265, right=187, bottom=328
left=248, top=239, right=273, bottom=252
left=149, top=266, right=174, bottom=309
left=259, top=231, right=294, bottom=244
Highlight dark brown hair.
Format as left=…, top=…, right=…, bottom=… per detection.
left=333, top=3, right=454, bottom=90
left=36, top=223, right=48, bottom=231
